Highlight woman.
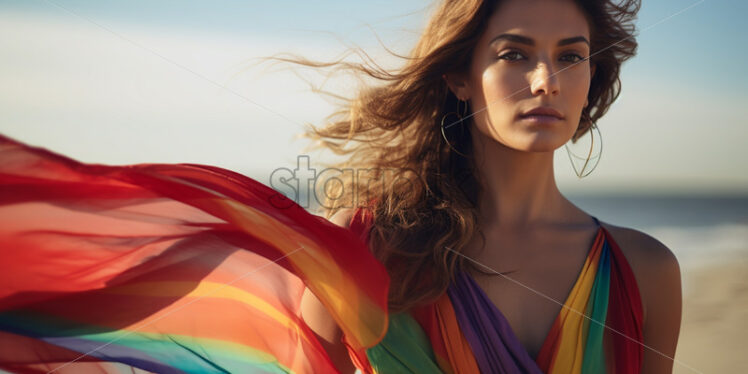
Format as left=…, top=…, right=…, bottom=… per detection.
left=0, top=0, right=681, bottom=373
left=299, top=0, right=681, bottom=372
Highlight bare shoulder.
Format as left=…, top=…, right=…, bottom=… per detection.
left=600, top=222, right=682, bottom=372
left=327, top=207, right=357, bottom=228
left=599, top=222, right=681, bottom=304
left=600, top=222, right=680, bottom=274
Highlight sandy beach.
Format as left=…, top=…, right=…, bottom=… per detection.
left=673, top=255, right=748, bottom=373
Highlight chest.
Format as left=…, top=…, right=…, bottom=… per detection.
left=462, top=228, right=598, bottom=358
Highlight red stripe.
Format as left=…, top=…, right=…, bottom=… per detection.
left=602, top=227, right=644, bottom=374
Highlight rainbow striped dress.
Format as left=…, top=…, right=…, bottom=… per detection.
left=0, top=134, right=643, bottom=373
left=348, top=208, right=644, bottom=374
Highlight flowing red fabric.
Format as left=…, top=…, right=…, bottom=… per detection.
left=0, top=134, right=389, bottom=373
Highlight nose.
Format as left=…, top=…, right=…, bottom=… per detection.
left=529, top=61, right=560, bottom=96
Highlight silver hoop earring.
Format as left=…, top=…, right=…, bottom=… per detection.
left=564, top=118, right=602, bottom=179
left=440, top=99, right=469, bottom=157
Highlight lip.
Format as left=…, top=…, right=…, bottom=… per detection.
left=519, top=106, right=565, bottom=120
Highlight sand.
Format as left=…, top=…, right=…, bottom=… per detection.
left=672, top=255, right=748, bottom=373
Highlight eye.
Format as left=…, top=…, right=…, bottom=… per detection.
left=560, top=53, right=586, bottom=63
left=497, top=51, right=525, bottom=61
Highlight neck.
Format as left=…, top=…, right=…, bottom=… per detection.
left=470, top=130, right=568, bottom=228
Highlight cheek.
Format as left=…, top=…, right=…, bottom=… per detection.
left=566, top=66, right=592, bottom=100
left=480, top=68, right=521, bottom=102
left=563, top=69, right=592, bottom=130
left=478, top=68, right=523, bottom=118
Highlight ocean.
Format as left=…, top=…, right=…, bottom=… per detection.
left=302, top=192, right=748, bottom=271
left=568, top=195, right=748, bottom=270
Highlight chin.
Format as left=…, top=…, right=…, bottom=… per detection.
left=509, top=132, right=569, bottom=153
left=473, top=121, right=572, bottom=153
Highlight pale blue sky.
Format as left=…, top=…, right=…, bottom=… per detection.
left=0, top=0, right=746, bottom=195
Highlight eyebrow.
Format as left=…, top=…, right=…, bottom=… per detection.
left=490, top=33, right=590, bottom=47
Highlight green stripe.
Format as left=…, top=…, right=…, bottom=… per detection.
left=366, top=313, right=443, bottom=373
left=0, top=311, right=294, bottom=373
left=582, top=241, right=611, bottom=374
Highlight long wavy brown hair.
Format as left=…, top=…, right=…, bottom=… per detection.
left=272, top=0, right=640, bottom=312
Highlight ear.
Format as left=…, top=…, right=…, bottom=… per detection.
left=442, top=72, right=471, bottom=101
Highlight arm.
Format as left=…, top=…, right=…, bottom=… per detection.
left=606, top=225, right=683, bottom=373
left=638, top=235, right=682, bottom=374
left=300, top=208, right=358, bottom=374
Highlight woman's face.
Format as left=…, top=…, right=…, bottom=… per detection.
left=451, top=0, right=595, bottom=152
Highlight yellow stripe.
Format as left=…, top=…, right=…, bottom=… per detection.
left=104, top=281, right=299, bottom=331
left=549, top=233, right=603, bottom=374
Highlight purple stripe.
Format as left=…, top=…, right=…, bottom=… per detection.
left=447, top=271, right=544, bottom=374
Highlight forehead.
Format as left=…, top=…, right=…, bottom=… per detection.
left=483, top=0, right=590, bottom=43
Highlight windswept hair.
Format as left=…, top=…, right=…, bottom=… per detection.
left=272, top=0, right=640, bottom=312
